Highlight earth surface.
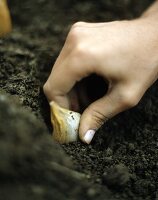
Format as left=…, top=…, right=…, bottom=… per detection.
left=0, top=0, right=157, bottom=200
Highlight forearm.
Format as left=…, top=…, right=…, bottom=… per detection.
left=139, top=0, right=158, bottom=65
left=141, top=0, right=158, bottom=19
left=131, top=1, right=158, bottom=83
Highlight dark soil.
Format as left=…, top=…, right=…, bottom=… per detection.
left=0, top=0, right=157, bottom=200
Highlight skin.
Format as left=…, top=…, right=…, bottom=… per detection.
left=44, top=1, right=158, bottom=144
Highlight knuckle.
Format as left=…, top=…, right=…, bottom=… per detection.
left=71, top=21, right=86, bottom=28
left=73, top=43, right=86, bottom=57
left=43, top=82, right=48, bottom=95
left=70, top=45, right=92, bottom=75
left=67, top=28, right=80, bottom=46
left=88, top=107, right=108, bottom=127
left=120, top=92, right=140, bottom=108
left=69, top=25, right=81, bottom=40
left=43, top=82, right=51, bottom=97
left=68, top=21, right=86, bottom=44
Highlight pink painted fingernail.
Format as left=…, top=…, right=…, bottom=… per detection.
left=83, top=130, right=95, bottom=144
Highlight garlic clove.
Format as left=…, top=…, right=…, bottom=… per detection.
left=50, top=101, right=81, bottom=144
left=0, top=0, right=12, bottom=37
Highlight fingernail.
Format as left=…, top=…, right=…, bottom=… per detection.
left=83, top=130, right=95, bottom=144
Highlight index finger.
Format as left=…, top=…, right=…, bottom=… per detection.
left=44, top=47, right=93, bottom=109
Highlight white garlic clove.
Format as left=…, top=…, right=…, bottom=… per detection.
left=50, top=101, right=81, bottom=144
left=0, top=0, right=12, bottom=37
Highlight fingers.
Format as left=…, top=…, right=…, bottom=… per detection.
left=43, top=44, right=94, bottom=109
left=79, top=84, right=141, bottom=144
left=44, top=21, right=100, bottom=108
left=43, top=57, right=79, bottom=109
left=43, top=19, right=155, bottom=145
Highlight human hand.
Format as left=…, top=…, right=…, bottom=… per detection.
left=44, top=18, right=158, bottom=144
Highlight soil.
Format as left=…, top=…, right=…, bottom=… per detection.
left=0, top=0, right=157, bottom=200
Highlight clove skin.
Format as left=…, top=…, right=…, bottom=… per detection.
left=0, top=0, right=12, bottom=37
left=50, top=101, right=81, bottom=144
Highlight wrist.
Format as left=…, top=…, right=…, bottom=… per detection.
left=133, top=17, right=158, bottom=77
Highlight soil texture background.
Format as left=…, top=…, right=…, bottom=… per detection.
left=0, top=0, right=157, bottom=200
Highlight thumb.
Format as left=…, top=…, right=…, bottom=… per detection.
left=79, top=86, right=133, bottom=144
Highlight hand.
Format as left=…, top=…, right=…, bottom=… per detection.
left=44, top=18, right=158, bottom=144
